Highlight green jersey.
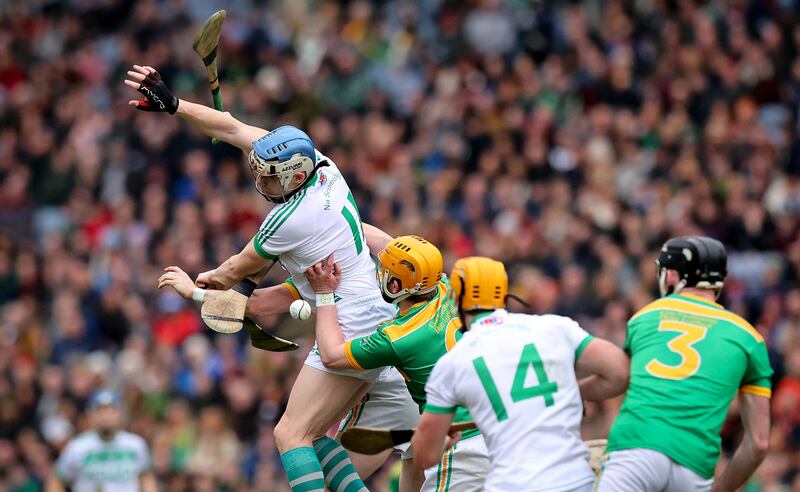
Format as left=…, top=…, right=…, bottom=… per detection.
left=607, top=293, right=773, bottom=479
left=343, top=277, right=478, bottom=437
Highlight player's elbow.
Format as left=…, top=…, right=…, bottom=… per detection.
left=601, top=350, right=630, bottom=397
left=609, top=363, right=630, bottom=395
left=751, top=432, right=770, bottom=459
left=319, top=353, right=348, bottom=369
left=414, top=453, right=438, bottom=470
left=411, top=439, right=438, bottom=469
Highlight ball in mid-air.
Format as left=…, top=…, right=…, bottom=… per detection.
left=289, top=299, right=312, bottom=320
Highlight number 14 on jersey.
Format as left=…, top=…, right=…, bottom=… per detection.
left=472, top=343, right=559, bottom=422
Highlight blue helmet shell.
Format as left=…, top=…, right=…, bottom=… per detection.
left=252, top=125, right=315, bottom=164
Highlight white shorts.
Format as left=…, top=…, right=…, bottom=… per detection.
left=421, top=433, right=489, bottom=492
left=338, top=367, right=420, bottom=458
left=304, top=294, right=396, bottom=381
left=597, top=448, right=713, bottom=492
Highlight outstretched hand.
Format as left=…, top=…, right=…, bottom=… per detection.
left=157, top=266, right=196, bottom=299
left=304, top=255, right=341, bottom=294
left=124, top=65, right=179, bottom=114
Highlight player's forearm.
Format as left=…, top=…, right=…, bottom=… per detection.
left=314, top=305, right=350, bottom=368
left=214, top=246, right=272, bottom=289
left=713, top=393, right=770, bottom=492
left=176, top=99, right=240, bottom=140
left=364, top=223, right=393, bottom=255
left=578, top=373, right=627, bottom=401
left=711, top=436, right=768, bottom=492
left=246, top=285, right=295, bottom=324
left=175, top=99, right=265, bottom=152
left=411, top=416, right=449, bottom=469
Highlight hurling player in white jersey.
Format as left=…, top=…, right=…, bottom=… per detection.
left=412, top=257, right=630, bottom=492
left=125, top=65, right=422, bottom=492
left=47, top=390, right=156, bottom=492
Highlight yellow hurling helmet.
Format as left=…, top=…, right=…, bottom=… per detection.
left=376, top=235, right=443, bottom=304
left=450, top=257, right=508, bottom=312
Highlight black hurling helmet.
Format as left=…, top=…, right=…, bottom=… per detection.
left=656, top=236, right=727, bottom=298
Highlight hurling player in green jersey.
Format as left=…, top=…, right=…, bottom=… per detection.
left=304, top=236, right=490, bottom=492
left=598, top=236, right=772, bottom=492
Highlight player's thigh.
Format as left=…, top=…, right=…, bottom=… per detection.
left=665, top=462, right=712, bottom=492
left=421, top=435, right=489, bottom=492
left=596, top=449, right=670, bottom=492
left=278, top=364, right=368, bottom=442
left=345, top=449, right=392, bottom=481
left=339, top=368, right=420, bottom=457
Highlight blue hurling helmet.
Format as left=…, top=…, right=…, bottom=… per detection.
left=249, top=126, right=317, bottom=203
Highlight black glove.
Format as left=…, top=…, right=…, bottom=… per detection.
left=136, top=71, right=179, bottom=114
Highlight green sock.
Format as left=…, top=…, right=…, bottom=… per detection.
left=280, top=447, right=326, bottom=492
left=313, top=437, right=369, bottom=492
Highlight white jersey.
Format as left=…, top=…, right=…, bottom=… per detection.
left=253, top=151, right=395, bottom=337
left=55, top=431, right=151, bottom=492
left=425, top=309, right=596, bottom=492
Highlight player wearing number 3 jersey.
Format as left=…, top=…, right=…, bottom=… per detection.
left=599, top=236, right=773, bottom=492
left=412, top=257, right=630, bottom=492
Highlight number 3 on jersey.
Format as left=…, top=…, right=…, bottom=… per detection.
left=340, top=191, right=366, bottom=254
left=472, top=343, right=558, bottom=422
left=645, top=320, right=708, bottom=380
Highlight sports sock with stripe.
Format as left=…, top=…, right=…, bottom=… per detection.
left=280, top=446, right=326, bottom=492
left=313, top=437, right=369, bottom=492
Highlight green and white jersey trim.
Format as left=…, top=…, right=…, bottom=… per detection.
left=250, top=153, right=391, bottom=337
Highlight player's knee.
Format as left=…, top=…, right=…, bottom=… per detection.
left=273, top=417, right=301, bottom=451
left=274, top=414, right=322, bottom=452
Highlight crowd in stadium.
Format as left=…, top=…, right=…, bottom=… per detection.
left=1, top=0, right=800, bottom=490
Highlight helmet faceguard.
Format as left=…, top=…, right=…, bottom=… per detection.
left=376, top=236, right=443, bottom=305
left=656, top=236, right=727, bottom=298
left=249, top=150, right=314, bottom=203
left=250, top=126, right=317, bottom=203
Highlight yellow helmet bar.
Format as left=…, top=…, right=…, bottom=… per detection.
left=450, top=257, right=508, bottom=312
left=377, top=235, right=443, bottom=304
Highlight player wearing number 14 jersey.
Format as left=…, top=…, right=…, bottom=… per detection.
left=412, top=257, right=629, bottom=492
left=599, top=236, right=773, bottom=492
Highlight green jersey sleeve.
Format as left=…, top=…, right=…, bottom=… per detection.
left=740, top=342, right=773, bottom=397
left=344, top=329, right=401, bottom=370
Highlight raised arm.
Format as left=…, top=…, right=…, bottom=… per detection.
left=175, top=99, right=266, bottom=153
left=364, top=223, right=393, bottom=255
left=576, top=338, right=630, bottom=401
left=711, top=393, right=770, bottom=492
left=124, top=65, right=266, bottom=153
